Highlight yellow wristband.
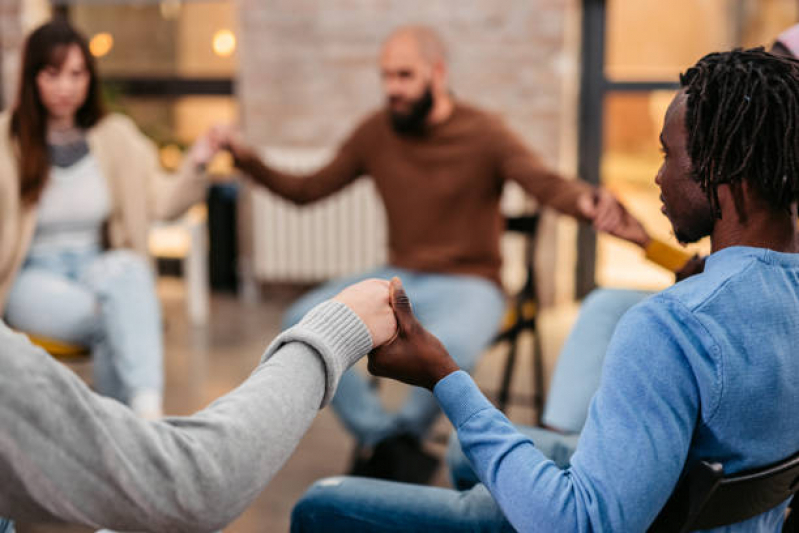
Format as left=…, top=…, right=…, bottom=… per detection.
left=645, top=238, right=693, bottom=272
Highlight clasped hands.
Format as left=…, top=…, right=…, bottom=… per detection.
left=577, top=188, right=651, bottom=249
left=183, top=124, right=252, bottom=169
left=333, top=277, right=458, bottom=391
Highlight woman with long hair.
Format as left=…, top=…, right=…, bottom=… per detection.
left=0, top=20, right=219, bottom=419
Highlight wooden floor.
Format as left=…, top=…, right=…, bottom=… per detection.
left=16, top=277, right=558, bottom=533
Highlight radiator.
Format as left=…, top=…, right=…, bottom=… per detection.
left=250, top=147, right=388, bottom=283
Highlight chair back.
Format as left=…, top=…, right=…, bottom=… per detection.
left=649, top=450, right=799, bottom=532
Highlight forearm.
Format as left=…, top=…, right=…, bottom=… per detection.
left=0, top=302, right=370, bottom=531
left=151, top=158, right=209, bottom=221
left=511, top=165, right=595, bottom=221
left=234, top=148, right=360, bottom=205
left=435, top=371, right=586, bottom=532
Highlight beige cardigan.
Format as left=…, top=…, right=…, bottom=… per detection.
left=0, top=112, right=208, bottom=311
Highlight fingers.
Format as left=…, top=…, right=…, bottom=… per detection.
left=389, top=277, right=416, bottom=322
left=577, top=191, right=598, bottom=220
left=592, top=190, right=623, bottom=231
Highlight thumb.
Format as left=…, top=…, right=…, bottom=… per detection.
left=577, top=190, right=598, bottom=220
left=389, top=277, right=418, bottom=330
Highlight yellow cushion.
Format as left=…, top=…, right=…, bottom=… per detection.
left=26, top=333, right=90, bottom=360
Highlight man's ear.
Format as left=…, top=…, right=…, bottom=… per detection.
left=431, top=60, right=448, bottom=94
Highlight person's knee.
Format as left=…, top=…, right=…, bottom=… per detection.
left=282, top=300, right=308, bottom=330
left=581, top=287, right=649, bottom=316
left=291, top=477, right=346, bottom=533
left=446, top=431, right=480, bottom=491
left=445, top=431, right=463, bottom=470
left=87, top=250, right=153, bottom=286
left=282, top=288, right=336, bottom=330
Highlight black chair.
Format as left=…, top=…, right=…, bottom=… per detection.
left=488, top=214, right=545, bottom=423
left=649, top=450, right=799, bottom=532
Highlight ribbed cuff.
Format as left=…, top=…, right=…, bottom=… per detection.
left=261, top=301, right=373, bottom=408
left=434, top=370, right=494, bottom=428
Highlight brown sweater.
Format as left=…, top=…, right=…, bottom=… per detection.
left=236, top=102, right=593, bottom=285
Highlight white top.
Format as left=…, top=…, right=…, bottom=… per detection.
left=30, top=153, right=112, bottom=253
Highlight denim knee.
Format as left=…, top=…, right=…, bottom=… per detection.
left=282, top=300, right=308, bottom=331
left=84, top=249, right=153, bottom=289
left=290, top=477, right=345, bottom=533
left=446, top=431, right=480, bottom=490
left=581, top=287, right=651, bottom=316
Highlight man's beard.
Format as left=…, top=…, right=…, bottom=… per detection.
left=389, top=86, right=435, bottom=136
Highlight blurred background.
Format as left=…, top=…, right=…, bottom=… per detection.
left=1, top=1, right=798, bottom=531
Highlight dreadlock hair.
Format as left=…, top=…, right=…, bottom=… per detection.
left=680, top=47, right=799, bottom=218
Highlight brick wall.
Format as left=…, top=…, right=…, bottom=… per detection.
left=0, top=0, right=22, bottom=110
left=236, top=0, right=583, bottom=305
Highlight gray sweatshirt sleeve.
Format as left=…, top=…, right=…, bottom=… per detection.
left=0, top=300, right=371, bottom=532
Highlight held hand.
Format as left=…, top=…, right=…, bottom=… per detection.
left=213, top=124, right=255, bottom=165
left=675, top=254, right=706, bottom=282
left=367, top=278, right=459, bottom=391
left=578, top=188, right=651, bottom=248
left=333, top=279, right=397, bottom=348
left=186, top=125, right=227, bottom=168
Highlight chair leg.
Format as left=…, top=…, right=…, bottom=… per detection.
left=498, top=332, right=519, bottom=413
left=531, top=325, right=544, bottom=426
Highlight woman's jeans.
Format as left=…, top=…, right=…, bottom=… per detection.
left=4, top=246, right=164, bottom=405
left=284, top=266, right=506, bottom=447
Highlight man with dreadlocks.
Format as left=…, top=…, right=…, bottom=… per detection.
left=292, top=48, right=799, bottom=532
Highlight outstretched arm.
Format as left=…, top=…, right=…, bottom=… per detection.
left=225, top=121, right=371, bottom=205
left=0, top=279, right=396, bottom=532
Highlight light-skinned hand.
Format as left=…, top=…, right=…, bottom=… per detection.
left=333, top=279, right=398, bottom=348
left=367, top=277, right=459, bottom=391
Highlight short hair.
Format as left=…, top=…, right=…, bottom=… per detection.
left=384, top=25, right=448, bottom=65
left=680, top=47, right=799, bottom=216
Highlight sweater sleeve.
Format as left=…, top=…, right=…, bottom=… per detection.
left=0, top=301, right=371, bottom=532
left=490, top=119, right=594, bottom=220
left=435, top=297, right=707, bottom=532
left=233, top=118, right=372, bottom=205
left=108, top=114, right=209, bottom=222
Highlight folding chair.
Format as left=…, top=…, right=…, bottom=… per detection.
left=649, top=450, right=799, bottom=532
left=488, top=214, right=545, bottom=423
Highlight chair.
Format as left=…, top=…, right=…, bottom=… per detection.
left=648, top=450, right=799, bottom=532
left=26, top=333, right=90, bottom=361
left=488, top=214, right=545, bottom=423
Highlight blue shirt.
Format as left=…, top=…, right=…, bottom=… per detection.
left=436, top=246, right=799, bottom=532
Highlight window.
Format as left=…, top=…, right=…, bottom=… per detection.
left=577, top=0, right=799, bottom=295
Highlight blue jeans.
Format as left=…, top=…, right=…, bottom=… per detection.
left=290, top=425, right=578, bottom=532
left=284, top=266, right=506, bottom=446
left=4, top=247, right=164, bottom=405
left=291, top=477, right=514, bottom=533
left=291, top=289, right=648, bottom=532
left=0, top=518, right=13, bottom=533
left=542, top=288, right=652, bottom=433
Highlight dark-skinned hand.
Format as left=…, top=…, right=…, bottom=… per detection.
left=675, top=254, right=706, bottom=282
left=367, top=277, right=460, bottom=391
